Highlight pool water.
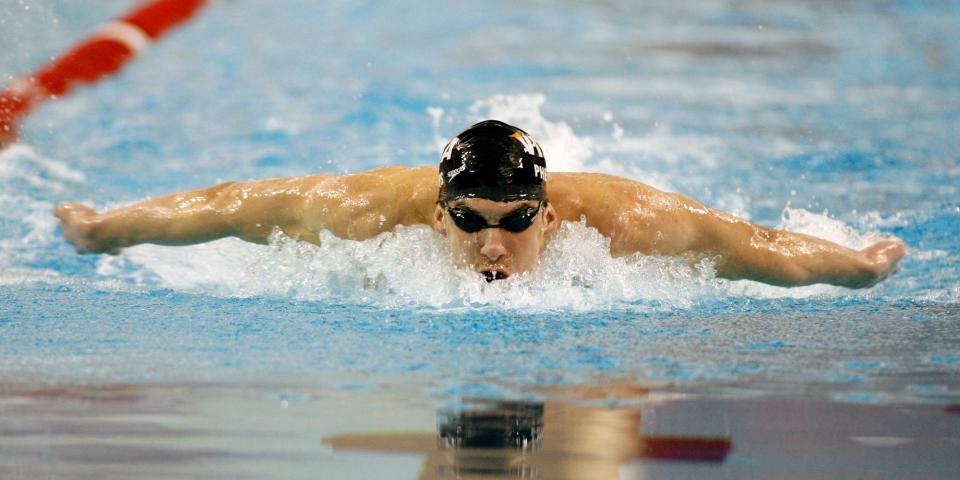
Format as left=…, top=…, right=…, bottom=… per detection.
left=2, top=0, right=959, bottom=478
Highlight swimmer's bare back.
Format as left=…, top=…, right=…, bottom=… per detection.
left=54, top=166, right=905, bottom=288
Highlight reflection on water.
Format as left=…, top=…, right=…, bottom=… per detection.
left=326, top=397, right=731, bottom=479
left=2, top=380, right=960, bottom=479
left=438, top=400, right=544, bottom=452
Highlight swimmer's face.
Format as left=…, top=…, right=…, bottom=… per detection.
left=433, top=198, right=560, bottom=281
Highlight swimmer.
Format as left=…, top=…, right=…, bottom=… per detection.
left=54, top=120, right=905, bottom=288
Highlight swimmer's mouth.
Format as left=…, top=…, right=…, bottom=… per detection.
left=481, top=270, right=510, bottom=282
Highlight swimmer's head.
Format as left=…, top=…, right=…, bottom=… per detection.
left=434, top=121, right=559, bottom=282
left=438, top=120, right=547, bottom=203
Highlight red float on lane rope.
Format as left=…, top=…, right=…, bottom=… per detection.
left=0, top=0, right=209, bottom=149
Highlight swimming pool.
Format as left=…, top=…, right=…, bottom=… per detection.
left=2, top=0, right=959, bottom=478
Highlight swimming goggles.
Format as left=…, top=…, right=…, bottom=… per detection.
left=445, top=202, right=542, bottom=233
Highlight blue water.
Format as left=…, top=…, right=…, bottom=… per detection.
left=2, top=0, right=959, bottom=406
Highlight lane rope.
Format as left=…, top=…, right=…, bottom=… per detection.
left=0, top=0, right=210, bottom=149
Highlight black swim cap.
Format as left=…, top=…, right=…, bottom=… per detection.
left=438, top=120, right=547, bottom=203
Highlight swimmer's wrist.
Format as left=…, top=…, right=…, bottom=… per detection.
left=80, top=213, right=132, bottom=254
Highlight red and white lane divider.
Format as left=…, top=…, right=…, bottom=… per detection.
left=0, top=0, right=210, bottom=149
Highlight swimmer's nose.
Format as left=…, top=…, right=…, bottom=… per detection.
left=478, top=228, right=508, bottom=261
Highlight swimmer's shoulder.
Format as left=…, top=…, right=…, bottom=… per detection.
left=353, top=166, right=439, bottom=224
left=299, top=166, right=439, bottom=234
left=363, top=166, right=438, bottom=201
left=546, top=172, right=662, bottom=220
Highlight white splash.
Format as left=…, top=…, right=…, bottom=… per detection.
left=110, top=221, right=720, bottom=311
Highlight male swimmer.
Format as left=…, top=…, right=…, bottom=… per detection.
left=54, top=120, right=905, bottom=288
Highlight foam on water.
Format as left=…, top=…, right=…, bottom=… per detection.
left=101, top=220, right=720, bottom=310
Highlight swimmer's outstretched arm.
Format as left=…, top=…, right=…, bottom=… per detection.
left=54, top=166, right=438, bottom=254
left=54, top=177, right=323, bottom=254
left=636, top=197, right=904, bottom=289
left=698, top=207, right=906, bottom=288
left=558, top=173, right=906, bottom=289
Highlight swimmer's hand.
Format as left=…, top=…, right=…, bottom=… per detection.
left=858, top=239, right=907, bottom=288
left=54, top=202, right=122, bottom=255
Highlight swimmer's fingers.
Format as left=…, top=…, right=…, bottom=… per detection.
left=861, top=239, right=907, bottom=286
left=54, top=202, right=120, bottom=255
left=54, top=202, right=96, bottom=253
left=54, top=202, right=95, bottom=222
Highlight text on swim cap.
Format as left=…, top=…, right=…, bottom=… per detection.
left=447, top=162, right=467, bottom=181
left=534, top=164, right=546, bottom=180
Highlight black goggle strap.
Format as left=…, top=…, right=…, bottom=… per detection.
left=445, top=202, right=542, bottom=233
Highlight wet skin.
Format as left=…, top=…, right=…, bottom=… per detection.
left=54, top=166, right=906, bottom=288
